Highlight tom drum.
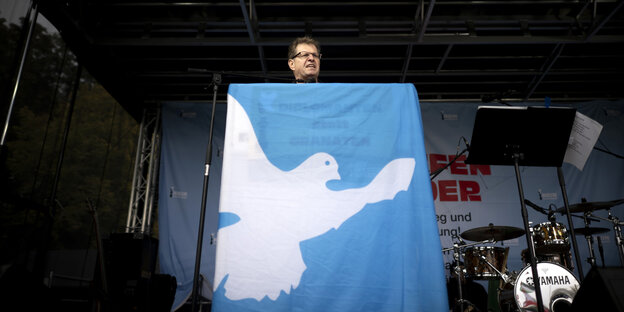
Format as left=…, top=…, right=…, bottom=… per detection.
left=464, top=246, right=507, bottom=279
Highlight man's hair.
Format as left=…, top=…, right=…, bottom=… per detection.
left=287, top=36, right=321, bottom=59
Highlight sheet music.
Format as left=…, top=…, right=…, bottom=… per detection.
left=563, top=111, right=603, bottom=171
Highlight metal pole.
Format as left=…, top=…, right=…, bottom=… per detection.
left=191, top=73, right=221, bottom=312
left=556, top=167, right=584, bottom=282
left=1, top=0, right=38, bottom=146
left=513, top=155, right=545, bottom=312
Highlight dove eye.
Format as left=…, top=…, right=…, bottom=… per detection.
left=325, top=160, right=330, bottom=166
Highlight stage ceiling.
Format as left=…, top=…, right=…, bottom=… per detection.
left=38, top=1, right=624, bottom=117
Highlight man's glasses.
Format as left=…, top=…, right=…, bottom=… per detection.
left=292, top=51, right=322, bottom=60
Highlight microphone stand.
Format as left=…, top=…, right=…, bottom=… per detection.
left=186, top=68, right=314, bottom=311
left=511, top=149, right=545, bottom=312
left=190, top=73, right=221, bottom=312
left=186, top=67, right=295, bottom=311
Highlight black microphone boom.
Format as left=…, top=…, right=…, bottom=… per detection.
left=524, top=199, right=548, bottom=215
left=188, top=68, right=293, bottom=82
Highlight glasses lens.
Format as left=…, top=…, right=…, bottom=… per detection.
left=295, top=52, right=321, bottom=59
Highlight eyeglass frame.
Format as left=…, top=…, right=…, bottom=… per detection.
left=291, top=51, right=322, bottom=60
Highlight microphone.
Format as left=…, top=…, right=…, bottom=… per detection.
left=548, top=208, right=556, bottom=224
left=461, top=136, right=470, bottom=151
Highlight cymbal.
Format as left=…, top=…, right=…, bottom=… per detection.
left=573, top=227, right=610, bottom=236
left=556, top=199, right=624, bottom=214
left=460, top=225, right=526, bottom=242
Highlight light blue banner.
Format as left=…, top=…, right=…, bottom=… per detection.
left=212, top=83, right=448, bottom=312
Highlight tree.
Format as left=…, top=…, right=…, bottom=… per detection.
left=0, top=15, right=139, bottom=261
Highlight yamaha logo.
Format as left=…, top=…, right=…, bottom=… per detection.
left=525, top=275, right=572, bottom=286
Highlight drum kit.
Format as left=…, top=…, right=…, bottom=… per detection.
left=443, top=198, right=624, bottom=312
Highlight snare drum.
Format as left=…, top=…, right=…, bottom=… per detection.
left=532, top=222, right=570, bottom=254
left=464, top=246, right=507, bottom=279
left=513, top=262, right=580, bottom=312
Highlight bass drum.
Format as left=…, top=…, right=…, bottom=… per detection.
left=521, top=248, right=574, bottom=272
left=513, top=262, right=580, bottom=312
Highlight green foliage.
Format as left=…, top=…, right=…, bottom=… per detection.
left=0, top=17, right=139, bottom=254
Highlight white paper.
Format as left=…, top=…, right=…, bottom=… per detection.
left=563, top=111, right=603, bottom=171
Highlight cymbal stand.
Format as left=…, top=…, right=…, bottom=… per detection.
left=587, top=209, right=624, bottom=266
left=441, top=239, right=496, bottom=253
left=581, top=213, right=597, bottom=267
left=453, top=242, right=465, bottom=312
left=609, top=210, right=624, bottom=265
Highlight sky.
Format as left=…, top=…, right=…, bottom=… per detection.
left=0, top=0, right=58, bottom=33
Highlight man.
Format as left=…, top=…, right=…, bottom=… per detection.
left=287, top=36, right=321, bottom=83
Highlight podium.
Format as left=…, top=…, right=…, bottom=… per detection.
left=466, top=105, right=577, bottom=312
left=156, top=83, right=450, bottom=312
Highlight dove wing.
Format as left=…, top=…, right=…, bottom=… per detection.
left=351, top=157, right=416, bottom=202
left=221, top=95, right=285, bottom=218
left=311, top=158, right=416, bottom=232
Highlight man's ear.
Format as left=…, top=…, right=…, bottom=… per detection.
left=288, top=59, right=295, bottom=71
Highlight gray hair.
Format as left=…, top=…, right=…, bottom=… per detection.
left=287, top=36, right=321, bottom=59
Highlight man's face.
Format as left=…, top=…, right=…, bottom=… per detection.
left=288, top=43, right=320, bottom=82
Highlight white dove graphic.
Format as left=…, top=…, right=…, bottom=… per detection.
left=214, top=95, right=416, bottom=301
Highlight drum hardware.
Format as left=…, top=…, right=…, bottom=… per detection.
left=583, top=208, right=624, bottom=266
left=453, top=241, right=466, bottom=312
left=441, top=238, right=495, bottom=253
left=569, top=226, right=609, bottom=267
left=475, top=253, right=510, bottom=284
left=442, top=237, right=494, bottom=312
left=572, top=226, right=609, bottom=236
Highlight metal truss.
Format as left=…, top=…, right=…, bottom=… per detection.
left=38, top=0, right=624, bottom=104
left=125, top=107, right=161, bottom=235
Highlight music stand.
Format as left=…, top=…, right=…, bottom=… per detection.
left=466, top=105, right=576, bottom=312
